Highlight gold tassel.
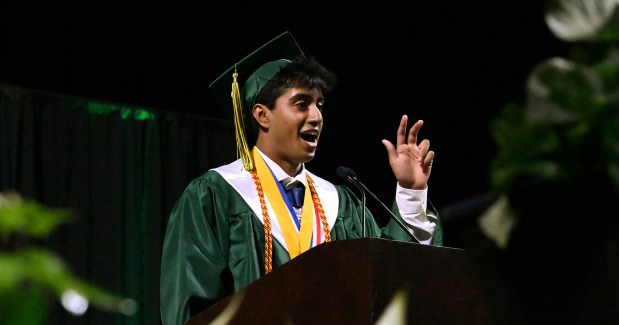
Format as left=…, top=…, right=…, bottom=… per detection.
left=231, top=70, right=254, bottom=171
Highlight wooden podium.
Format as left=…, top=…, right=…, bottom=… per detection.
left=186, top=238, right=491, bottom=324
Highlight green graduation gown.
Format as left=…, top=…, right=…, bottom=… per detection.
left=160, top=157, right=443, bottom=325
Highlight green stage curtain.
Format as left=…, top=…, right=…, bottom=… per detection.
left=0, top=84, right=235, bottom=324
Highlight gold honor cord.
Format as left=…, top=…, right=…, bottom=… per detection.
left=252, top=148, right=314, bottom=258
left=231, top=71, right=254, bottom=171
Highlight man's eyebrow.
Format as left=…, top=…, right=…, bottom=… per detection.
left=288, top=93, right=313, bottom=102
left=290, top=91, right=325, bottom=102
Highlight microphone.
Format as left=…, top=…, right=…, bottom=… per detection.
left=336, top=166, right=367, bottom=237
left=336, top=166, right=420, bottom=243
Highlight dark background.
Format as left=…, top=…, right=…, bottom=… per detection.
left=0, top=1, right=568, bottom=210
left=4, top=2, right=593, bottom=323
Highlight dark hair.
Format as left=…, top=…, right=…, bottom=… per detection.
left=248, top=55, right=337, bottom=141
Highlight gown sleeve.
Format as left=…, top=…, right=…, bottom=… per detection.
left=330, top=184, right=443, bottom=245
left=160, top=172, right=229, bottom=325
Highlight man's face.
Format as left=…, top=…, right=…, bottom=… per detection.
left=265, top=86, right=324, bottom=167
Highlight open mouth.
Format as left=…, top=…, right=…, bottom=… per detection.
left=300, top=131, right=318, bottom=143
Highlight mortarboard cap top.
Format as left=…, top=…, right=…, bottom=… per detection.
left=208, top=31, right=305, bottom=117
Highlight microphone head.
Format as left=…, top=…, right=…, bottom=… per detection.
left=336, top=166, right=357, bottom=181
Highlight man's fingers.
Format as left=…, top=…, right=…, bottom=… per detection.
left=407, top=119, right=423, bottom=145
left=382, top=139, right=398, bottom=161
left=423, top=151, right=435, bottom=166
left=418, top=139, right=430, bottom=156
left=396, top=115, right=408, bottom=145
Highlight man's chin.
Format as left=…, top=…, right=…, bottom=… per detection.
left=302, top=151, right=316, bottom=162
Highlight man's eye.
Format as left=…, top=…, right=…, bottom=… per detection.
left=296, top=102, right=309, bottom=110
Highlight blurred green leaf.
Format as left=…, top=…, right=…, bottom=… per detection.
left=490, top=0, right=619, bottom=196
left=0, top=191, right=137, bottom=321
left=0, top=289, right=47, bottom=325
left=0, top=191, right=72, bottom=242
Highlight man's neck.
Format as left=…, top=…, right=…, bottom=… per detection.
left=254, top=146, right=303, bottom=177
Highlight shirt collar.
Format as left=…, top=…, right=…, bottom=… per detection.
left=255, top=147, right=307, bottom=186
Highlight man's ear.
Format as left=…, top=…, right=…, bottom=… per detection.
left=252, top=104, right=269, bottom=128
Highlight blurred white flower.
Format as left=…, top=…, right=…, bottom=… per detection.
left=478, top=195, right=518, bottom=249
left=545, top=0, right=618, bottom=41
left=61, top=290, right=89, bottom=316
left=376, top=288, right=408, bottom=325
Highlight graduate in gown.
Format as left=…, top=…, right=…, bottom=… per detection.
left=160, top=31, right=443, bottom=325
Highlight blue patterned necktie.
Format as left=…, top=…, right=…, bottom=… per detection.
left=282, top=181, right=305, bottom=208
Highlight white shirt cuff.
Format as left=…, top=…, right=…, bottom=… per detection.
left=395, top=183, right=437, bottom=244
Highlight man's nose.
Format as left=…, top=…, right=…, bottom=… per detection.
left=308, top=105, right=322, bottom=122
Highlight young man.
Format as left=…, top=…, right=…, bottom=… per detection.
left=160, top=31, right=443, bottom=325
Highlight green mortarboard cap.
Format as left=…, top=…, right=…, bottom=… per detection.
left=208, top=31, right=305, bottom=171
left=208, top=31, right=305, bottom=117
